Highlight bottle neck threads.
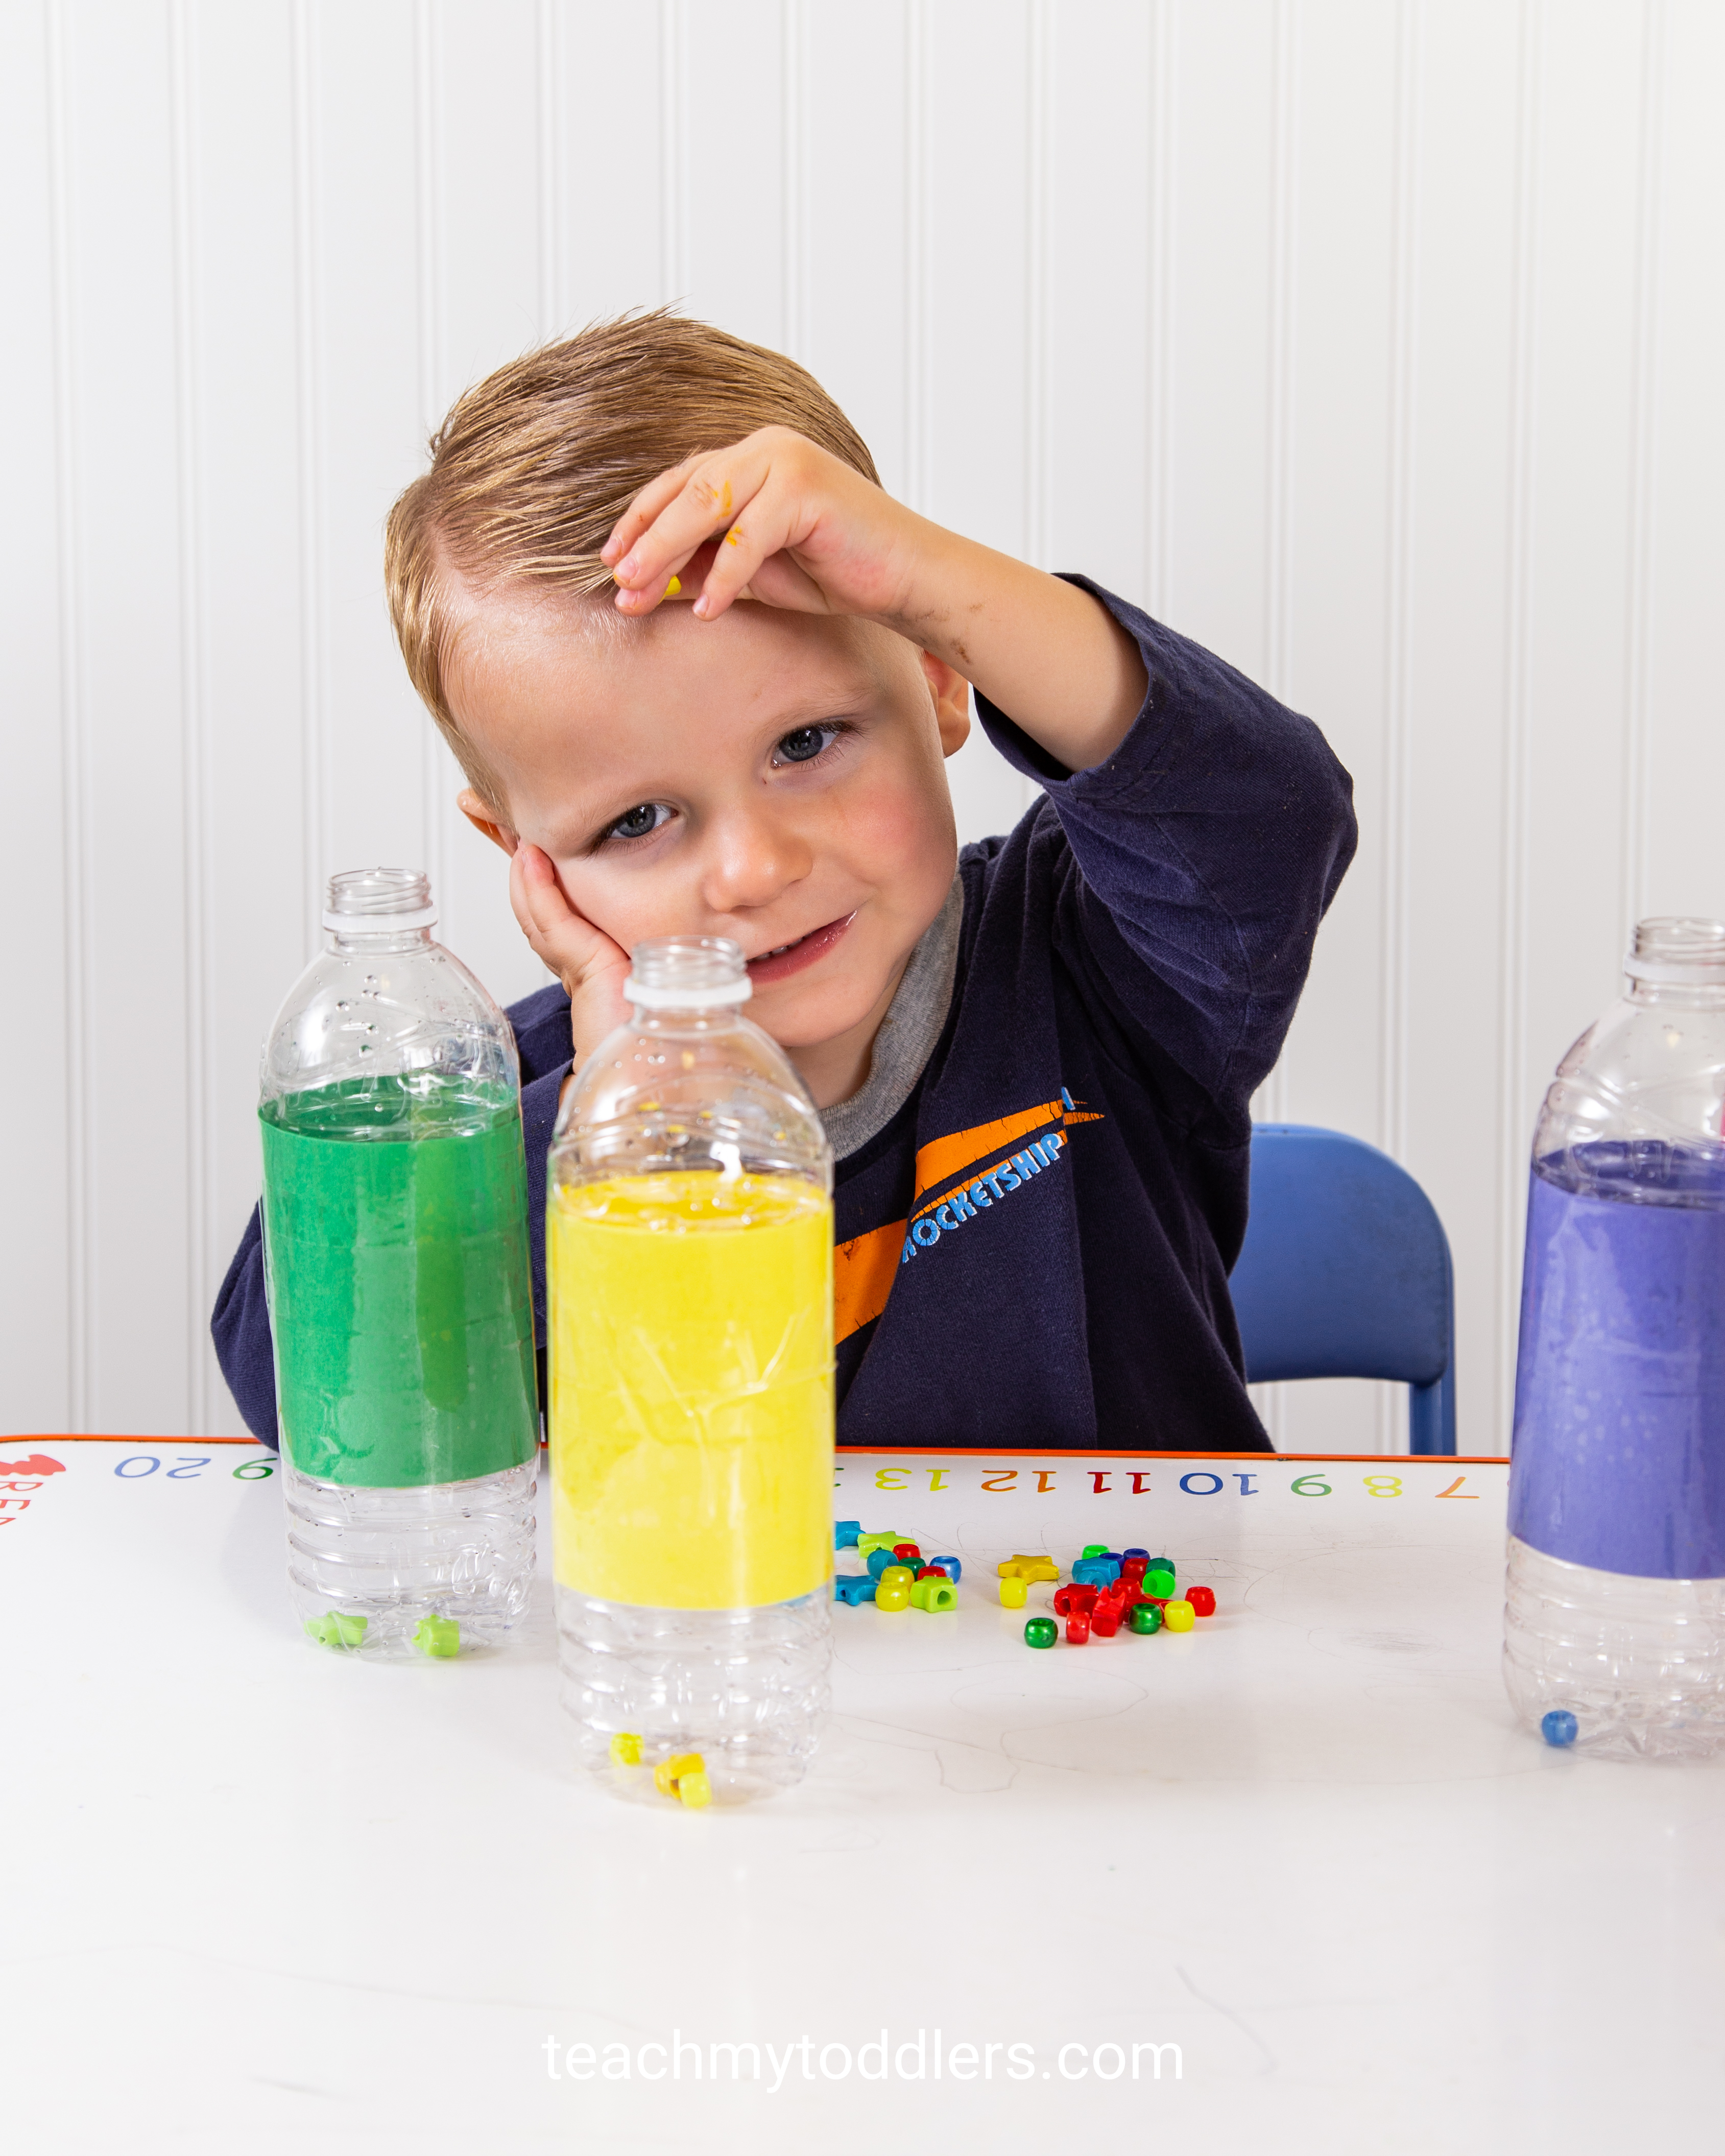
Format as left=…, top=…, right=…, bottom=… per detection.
left=322, top=867, right=438, bottom=952
left=1624, top=917, right=1725, bottom=999
left=625, top=935, right=752, bottom=1017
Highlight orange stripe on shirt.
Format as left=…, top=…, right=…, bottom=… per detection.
left=833, top=1218, right=907, bottom=1345
left=912, top=1099, right=1069, bottom=1202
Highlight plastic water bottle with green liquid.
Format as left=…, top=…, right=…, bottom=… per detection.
left=259, top=868, right=540, bottom=1656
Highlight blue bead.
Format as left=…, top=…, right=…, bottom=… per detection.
left=867, top=1549, right=897, bottom=1580
left=834, top=1574, right=878, bottom=1606
left=1541, top=1709, right=1578, bottom=1748
left=928, top=1554, right=962, bottom=1582
left=835, top=1519, right=861, bottom=1549
left=1122, top=1547, right=1149, bottom=1563
left=1071, top=1557, right=1121, bottom=1587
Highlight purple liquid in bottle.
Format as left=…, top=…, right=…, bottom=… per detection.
left=1508, top=1142, right=1725, bottom=1579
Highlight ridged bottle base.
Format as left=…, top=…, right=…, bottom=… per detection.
left=284, top=1458, right=536, bottom=1656
left=1503, top=1534, right=1725, bottom=1760
left=557, top=1584, right=831, bottom=1804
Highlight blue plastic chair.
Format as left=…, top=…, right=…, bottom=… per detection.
left=1229, top=1124, right=1456, bottom=1455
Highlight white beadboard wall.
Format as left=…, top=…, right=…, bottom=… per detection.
left=4, top=0, right=1722, bottom=1452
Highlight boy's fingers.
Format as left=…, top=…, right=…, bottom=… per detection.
left=610, top=446, right=777, bottom=613
left=602, top=459, right=698, bottom=566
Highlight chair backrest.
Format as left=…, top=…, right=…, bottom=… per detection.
left=1230, top=1124, right=1456, bottom=1454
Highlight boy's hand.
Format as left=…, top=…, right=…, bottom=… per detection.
left=508, top=844, right=632, bottom=1075
left=602, top=426, right=1148, bottom=773
left=602, top=426, right=927, bottom=628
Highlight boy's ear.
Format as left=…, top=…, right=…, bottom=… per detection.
left=919, top=651, right=972, bottom=759
left=458, top=788, right=520, bottom=855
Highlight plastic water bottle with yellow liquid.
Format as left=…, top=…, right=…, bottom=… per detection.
left=547, top=935, right=834, bottom=1801
left=260, top=868, right=540, bottom=1656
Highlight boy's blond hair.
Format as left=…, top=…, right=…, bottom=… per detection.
left=384, top=309, right=879, bottom=806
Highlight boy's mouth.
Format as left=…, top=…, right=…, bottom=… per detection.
left=747, top=913, right=856, bottom=986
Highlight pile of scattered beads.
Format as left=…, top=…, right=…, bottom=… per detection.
left=1008, top=1545, right=1216, bottom=1647
left=608, top=1731, right=711, bottom=1807
left=832, top=1522, right=962, bottom=1612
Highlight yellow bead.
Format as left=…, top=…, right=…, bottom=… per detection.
left=1163, top=1599, right=1196, bottom=1633
left=678, top=1769, right=711, bottom=1808
left=878, top=1565, right=914, bottom=1592
left=653, top=1758, right=678, bottom=1795
left=610, top=1732, right=643, bottom=1767
left=665, top=574, right=682, bottom=596
left=876, top=1580, right=910, bottom=1612
left=999, top=1576, right=1028, bottom=1609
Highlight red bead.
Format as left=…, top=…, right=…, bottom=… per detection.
left=893, top=1543, right=920, bottom=1563
left=1119, top=1556, right=1148, bottom=1581
left=1186, top=1585, right=1217, bottom=1617
left=1053, top=1583, right=1098, bottom=1618
left=1116, top=1578, right=1143, bottom=1612
left=1090, top=1603, right=1121, bottom=1638
left=1065, top=1614, right=1091, bottom=1645
left=915, top=1566, right=943, bottom=1580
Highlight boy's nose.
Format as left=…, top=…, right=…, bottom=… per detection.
left=699, top=809, right=814, bottom=917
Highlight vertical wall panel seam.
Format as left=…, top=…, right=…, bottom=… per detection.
left=903, top=0, right=929, bottom=515
left=1144, top=0, right=1175, bottom=623
left=1497, top=0, right=1545, bottom=1452
left=1024, top=0, right=1050, bottom=573
left=658, top=0, right=685, bottom=304
left=414, top=0, right=447, bottom=922
left=1622, top=0, right=1666, bottom=941
left=780, top=0, right=806, bottom=362
left=537, top=0, right=562, bottom=337
left=44, top=0, right=89, bottom=1430
left=291, top=0, right=325, bottom=957
left=169, top=0, right=210, bottom=1432
left=1379, top=0, right=1424, bottom=1453
left=1257, top=0, right=1301, bottom=1444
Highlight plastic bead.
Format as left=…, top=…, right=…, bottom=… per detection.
left=1146, top=1554, right=1174, bottom=1573
left=678, top=1769, right=711, bottom=1808
left=653, top=1758, right=679, bottom=1795
left=835, top=1520, right=861, bottom=1549
left=1185, top=1585, right=1217, bottom=1617
left=1541, top=1709, right=1579, bottom=1747
left=910, top=1575, right=959, bottom=1612
left=997, top=1554, right=1060, bottom=1583
left=928, top=1555, right=962, bottom=1582
left=892, top=1542, right=921, bottom=1565
left=610, top=1732, right=643, bottom=1766
left=1080, top=1543, right=1109, bottom=1560
left=1119, top=1557, right=1149, bottom=1582
left=915, top=1566, right=943, bottom=1579
left=1115, top=1578, right=1144, bottom=1613
left=304, top=1612, right=367, bottom=1649
left=658, top=1751, right=705, bottom=1800
left=1065, top=1613, right=1092, bottom=1645
left=1128, top=1601, right=1163, bottom=1635
left=1071, top=1558, right=1122, bottom=1588
left=1144, top=1567, right=1177, bottom=1599
left=1122, top=1547, right=1149, bottom=1563
left=876, top=1580, right=911, bottom=1612
left=1090, top=1602, right=1121, bottom=1638
left=412, top=1615, right=460, bottom=1658
left=1162, top=1599, right=1195, bottom=1633
left=856, top=1532, right=902, bottom=1558
left=1024, top=1616, right=1058, bottom=1649
left=1053, top=1583, right=1098, bottom=1617
left=834, top=1574, right=877, bottom=1606
left=999, top=1576, right=1028, bottom=1609
left=878, top=1565, right=914, bottom=1593
left=866, top=1549, right=898, bottom=1580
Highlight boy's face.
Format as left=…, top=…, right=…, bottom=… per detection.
left=445, top=586, right=970, bottom=1059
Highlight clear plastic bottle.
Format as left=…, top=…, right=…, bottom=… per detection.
left=259, top=868, right=540, bottom=1656
left=1505, top=917, right=1725, bottom=1758
left=546, top=936, right=834, bottom=1802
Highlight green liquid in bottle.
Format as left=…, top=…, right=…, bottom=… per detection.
left=260, top=1073, right=539, bottom=1488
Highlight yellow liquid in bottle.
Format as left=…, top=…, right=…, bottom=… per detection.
left=548, top=1170, right=834, bottom=1609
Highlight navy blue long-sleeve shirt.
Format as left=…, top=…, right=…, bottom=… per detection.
left=214, top=580, right=1356, bottom=1452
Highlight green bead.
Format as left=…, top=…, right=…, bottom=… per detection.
left=1024, top=1616, right=1059, bottom=1649
left=413, top=1615, right=461, bottom=1658
left=1129, top=1602, right=1163, bottom=1635
left=1144, top=1567, right=1177, bottom=1599
left=1080, top=1544, right=1109, bottom=1560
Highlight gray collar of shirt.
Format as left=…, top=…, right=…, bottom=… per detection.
left=819, top=874, right=963, bottom=1162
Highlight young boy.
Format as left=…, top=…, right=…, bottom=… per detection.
left=214, top=311, right=1355, bottom=1452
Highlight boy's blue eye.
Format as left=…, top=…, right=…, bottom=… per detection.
left=775, top=724, right=836, bottom=764
left=606, top=802, right=669, bottom=842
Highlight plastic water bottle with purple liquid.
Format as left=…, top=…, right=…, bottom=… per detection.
left=1505, top=918, right=1725, bottom=1758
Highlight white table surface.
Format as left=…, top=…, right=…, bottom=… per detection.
left=5, top=1437, right=1724, bottom=2154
